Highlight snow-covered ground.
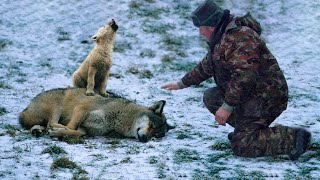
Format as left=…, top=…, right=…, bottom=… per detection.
left=0, top=0, right=319, bottom=179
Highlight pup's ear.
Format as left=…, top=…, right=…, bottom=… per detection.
left=91, top=35, right=98, bottom=41
left=149, top=100, right=166, bottom=115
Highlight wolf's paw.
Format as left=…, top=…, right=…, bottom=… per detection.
left=48, top=127, right=68, bottom=137
left=86, top=90, right=95, bottom=96
left=30, top=125, right=46, bottom=137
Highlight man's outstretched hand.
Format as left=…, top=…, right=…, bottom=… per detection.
left=161, top=83, right=181, bottom=90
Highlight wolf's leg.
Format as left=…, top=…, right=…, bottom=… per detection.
left=49, top=126, right=87, bottom=137
left=86, top=66, right=97, bottom=96
left=66, top=105, right=87, bottom=130
left=98, top=72, right=109, bottom=97
left=47, top=109, right=68, bottom=129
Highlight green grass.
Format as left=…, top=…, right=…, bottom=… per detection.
left=289, top=91, right=319, bottom=102
left=176, top=131, right=193, bottom=140
left=114, top=40, right=132, bottom=53
left=156, top=162, right=167, bottom=179
left=207, top=151, right=233, bottom=163
left=309, top=141, right=320, bottom=151
left=162, top=35, right=183, bottom=47
left=214, top=0, right=225, bottom=6
left=173, top=1, right=191, bottom=19
left=15, top=78, right=27, bottom=83
left=160, top=54, right=175, bottom=63
left=128, top=0, right=167, bottom=19
left=185, top=97, right=201, bottom=102
left=141, top=21, right=175, bottom=35
left=161, top=35, right=188, bottom=58
left=51, top=157, right=79, bottom=170
left=0, top=38, right=12, bottom=50
left=139, top=48, right=156, bottom=58
left=210, top=140, right=231, bottom=151
left=56, top=27, right=71, bottom=41
left=173, top=148, right=200, bottom=163
left=59, top=136, right=85, bottom=144
left=233, top=168, right=269, bottom=179
left=51, top=157, right=88, bottom=179
left=191, top=168, right=213, bottom=180
left=3, top=124, right=20, bottom=137
left=126, top=144, right=140, bottom=154
left=161, top=61, right=196, bottom=72
left=120, top=157, right=132, bottom=164
left=248, top=170, right=267, bottom=179
left=148, top=156, right=158, bottom=164
left=298, top=166, right=318, bottom=178
left=283, top=169, right=299, bottom=180
left=135, top=7, right=167, bottom=19
left=129, top=0, right=155, bottom=9
left=0, top=81, right=11, bottom=89
left=264, top=155, right=289, bottom=162
left=207, top=165, right=226, bottom=178
left=105, top=139, right=121, bottom=148
left=127, top=66, right=154, bottom=79
left=0, top=107, right=8, bottom=116
left=90, top=154, right=106, bottom=161
left=42, top=145, right=67, bottom=156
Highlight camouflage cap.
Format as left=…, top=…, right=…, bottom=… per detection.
left=191, top=0, right=224, bottom=27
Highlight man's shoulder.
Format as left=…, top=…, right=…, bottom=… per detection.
left=227, top=26, right=257, bottom=37
left=223, top=26, right=260, bottom=45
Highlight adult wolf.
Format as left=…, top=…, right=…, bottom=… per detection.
left=19, top=88, right=173, bottom=142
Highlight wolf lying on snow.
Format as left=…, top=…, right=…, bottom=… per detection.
left=19, top=88, right=174, bottom=142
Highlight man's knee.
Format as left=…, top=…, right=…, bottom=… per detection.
left=203, top=87, right=223, bottom=113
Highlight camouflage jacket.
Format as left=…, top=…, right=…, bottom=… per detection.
left=181, top=13, right=288, bottom=109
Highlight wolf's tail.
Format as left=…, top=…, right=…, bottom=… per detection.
left=19, top=111, right=30, bottom=129
left=19, top=109, right=45, bottom=129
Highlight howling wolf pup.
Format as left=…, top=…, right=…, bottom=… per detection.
left=72, top=19, right=118, bottom=97
left=19, top=88, right=174, bottom=142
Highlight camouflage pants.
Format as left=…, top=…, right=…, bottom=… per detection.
left=203, top=87, right=296, bottom=157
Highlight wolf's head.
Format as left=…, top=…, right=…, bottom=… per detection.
left=134, top=100, right=174, bottom=142
left=91, top=19, right=118, bottom=45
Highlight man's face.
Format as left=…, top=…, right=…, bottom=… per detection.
left=199, top=26, right=215, bottom=41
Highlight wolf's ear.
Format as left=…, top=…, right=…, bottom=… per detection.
left=149, top=100, right=166, bottom=115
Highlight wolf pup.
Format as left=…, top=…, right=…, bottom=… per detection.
left=19, top=88, right=174, bottom=142
left=72, top=19, right=118, bottom=97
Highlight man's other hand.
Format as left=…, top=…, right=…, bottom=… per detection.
left=215, top=107, right=231, bottom=126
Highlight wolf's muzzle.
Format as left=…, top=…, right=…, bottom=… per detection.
left=137, top=128, right=148, bottom=142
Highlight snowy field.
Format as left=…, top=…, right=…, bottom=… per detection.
left=0, top=0, right=319, bottom=179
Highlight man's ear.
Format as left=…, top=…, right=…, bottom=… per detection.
left=149, top=100, right=166, bottom=116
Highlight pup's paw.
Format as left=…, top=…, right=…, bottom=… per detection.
left=100, top=92, right=109, bottom=97
left=30, top=125, right=46, bottom=137
left=48, top=127, right=67, bottom=137
left=86, top=90, right=95, bottom=96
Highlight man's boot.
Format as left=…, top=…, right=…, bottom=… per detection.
left=288, top=128, right=311, bottom=161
